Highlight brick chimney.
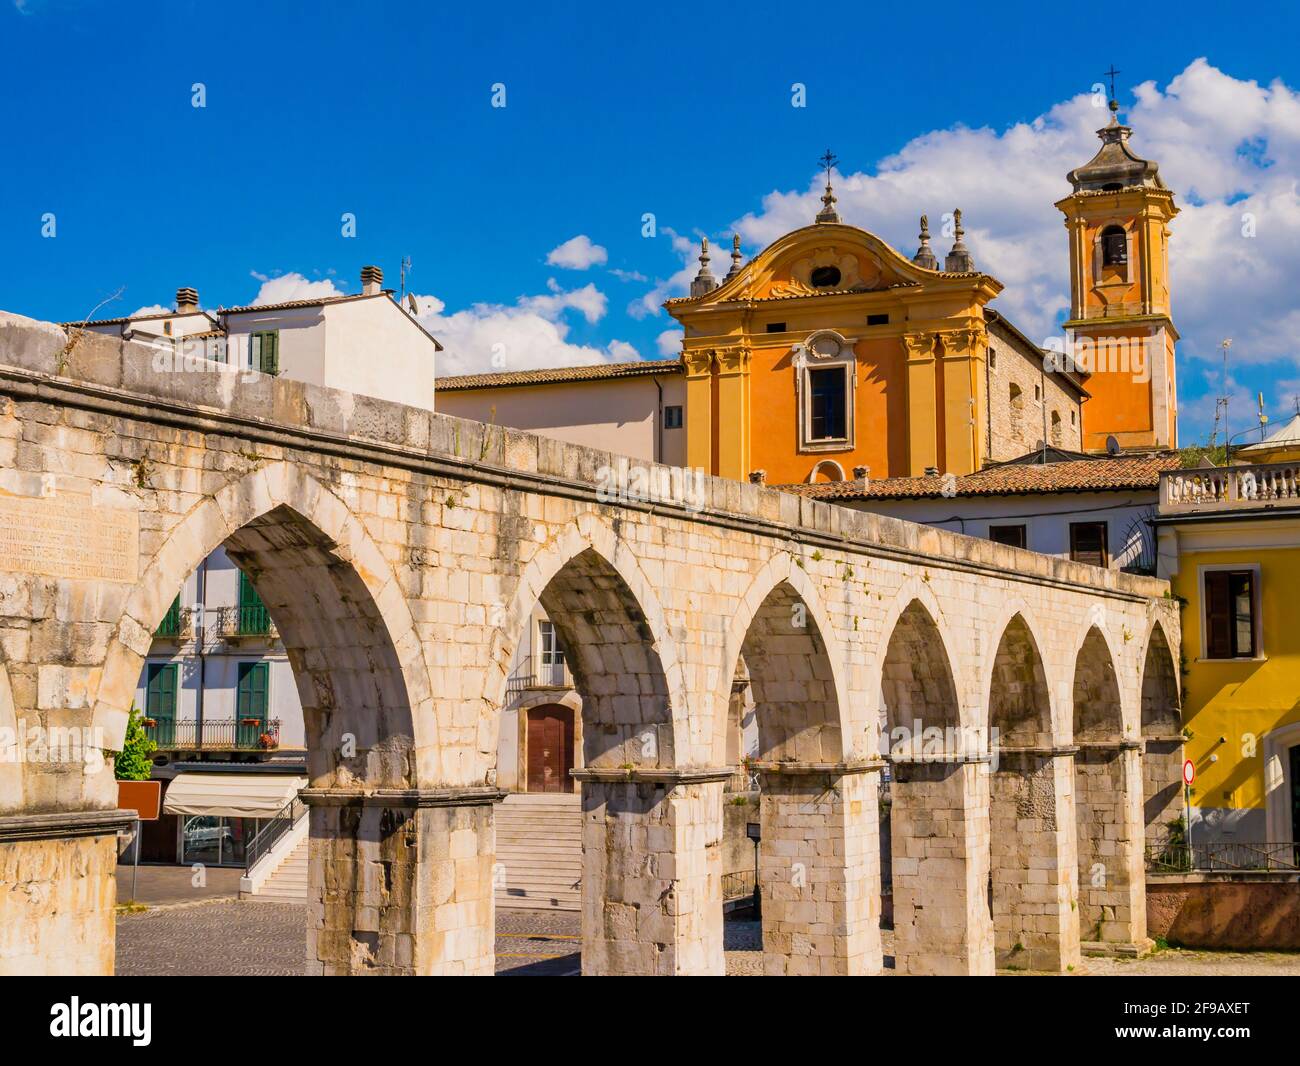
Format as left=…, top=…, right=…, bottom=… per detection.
left=360, top=265, right=383, bottom=296
left=175, top=287, right=199, bottom=313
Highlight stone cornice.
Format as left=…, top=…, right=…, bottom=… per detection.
left=298, top=787, right=507, bottom=808
left=0, top=807, right=137, bottom=843
left=751, top=759, right=886, bottom=776
left=571, top=766, right=733, bottom=785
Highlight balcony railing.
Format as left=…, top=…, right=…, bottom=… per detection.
left=1160, top=460, right=1300, bottom=514
left=153, top=605, right=193, bottom=640
left=1145, top=838, right=1300, bottom=873
left=142, top=716, right=281, bottom=751
left=214, top=604, right=277, bottom=640
left=505, top=661, right=571, bottom=696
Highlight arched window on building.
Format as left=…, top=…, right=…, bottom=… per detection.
left=1009, top=382, right=1024, bottom=438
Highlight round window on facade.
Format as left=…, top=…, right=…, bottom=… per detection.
left=809, top=333, right=842, bottom=359
left=810, top=265, right=842, bottom=288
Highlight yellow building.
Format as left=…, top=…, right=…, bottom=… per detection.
left=1154, top=460, right=1300, bottom=853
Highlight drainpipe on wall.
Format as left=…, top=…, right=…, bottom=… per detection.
left=196, top=555, right=207, bottom=752
left=1040, top=361, right=1048, bottom=463
left=652, top=376, right=663, bottom=464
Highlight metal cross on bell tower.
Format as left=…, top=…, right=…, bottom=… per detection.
left=1103, top=64, right=1122, bottom=116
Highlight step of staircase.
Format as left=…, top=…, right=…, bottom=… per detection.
left=495, top=791, right=582, bottom=911
left=248, top=836, right=308, bottom=903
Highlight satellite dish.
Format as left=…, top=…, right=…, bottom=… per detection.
left=406, top=293, right=419, bottom=315
left=1105, top=435, right=1121, bottom=456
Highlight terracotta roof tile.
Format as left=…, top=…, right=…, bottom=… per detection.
left=436, top=359, right=682, bottom=391
left=784, top=454, right=1181, bottom=501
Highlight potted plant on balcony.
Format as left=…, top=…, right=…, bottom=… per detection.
left=240, top=716, right=262, bottom=726
left=258, top=730, right=279, bottom=750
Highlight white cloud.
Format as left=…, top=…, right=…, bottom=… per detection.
left=621, top=58, right=1300, bottom=441
left=248, top=272, right=346, bottom=306
left=627, top=226, right=706, bottom=320
left=656, top=328, right=684, bottom=357
left=546, top=235, right=608, bottom=270
left=411, top=281, right=640, bottom=377
left=609, top=268, right=648, bottom=283
left=129, top=304, right=171, bottom=318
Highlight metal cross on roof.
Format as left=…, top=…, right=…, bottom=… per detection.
left=820, top=148, right=837, bottom=187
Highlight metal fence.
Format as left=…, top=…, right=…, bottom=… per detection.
left=722, top=870, right=757, bottom=902
left=143, top=717, right=281, bottom=751
left=1145, top=838, right=1300, bottom=873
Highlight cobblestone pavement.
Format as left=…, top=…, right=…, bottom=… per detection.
left=114, top=902, right=1300, bottom=976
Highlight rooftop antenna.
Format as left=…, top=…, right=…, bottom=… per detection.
left=399, top=256, right=412, bottom=301
left=1210, top=338, right=1231, bottom=448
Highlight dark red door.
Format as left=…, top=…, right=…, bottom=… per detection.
left=526, top=705, right=574, bottom=793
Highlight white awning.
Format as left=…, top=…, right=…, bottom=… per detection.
left=162, top=773, right=305, bottom=819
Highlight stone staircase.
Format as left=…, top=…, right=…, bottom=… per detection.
left=494, top=791, right=581, bottom=911
left=247, top=835, right=307, bottom=903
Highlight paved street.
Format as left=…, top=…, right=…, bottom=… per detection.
left=115, top=899, right=1300, bottom=976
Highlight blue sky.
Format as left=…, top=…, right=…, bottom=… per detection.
left=5, top=1, right=1300, bottom=446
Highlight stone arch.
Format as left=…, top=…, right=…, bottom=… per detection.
left=987, top=612, right=1054, bottom=748
left=485, top=513, right=685, bottom=770
left=510, top=688, right=583, bottom=716
left=92, top=463, right=430, bottom=789
left=722, top=552, right=850, bottom=764
left=1139, top=619, right=1184, bottom=840
left=1139, top=620, right=1181, bottom=737
left=1071, top=624, right=1125, bottom=743
left=807, top=459, right=846, bottom=484
left=875, top=580, right=965, bottom=749
left=0, top=660, right=20, bottom=813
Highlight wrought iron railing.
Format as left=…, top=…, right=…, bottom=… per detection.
left=1145, top=838, right=1300, bottom=873
left=142, top=716, right=280, bottom=751
left=722, top=870, right=757, bottom=901
left=245, top=794, right=305, bottom=873
left=215, top=604, right=277, bottom=639
left=506, top=672, right=535, bottom=698
left=153, top=604, right=192, bottom=640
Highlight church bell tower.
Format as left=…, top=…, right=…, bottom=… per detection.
left=1056, top=80, right=1179, bottom=451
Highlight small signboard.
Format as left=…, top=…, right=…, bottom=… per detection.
left=117, top=779, right=162, bottom=821
left=1182, top=759, right=1195, bottom=787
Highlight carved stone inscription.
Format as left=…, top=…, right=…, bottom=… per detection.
left=0, top=493, right=138, bottom=583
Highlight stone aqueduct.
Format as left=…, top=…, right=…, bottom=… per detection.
left=0, top=313, right=1182, bottom=976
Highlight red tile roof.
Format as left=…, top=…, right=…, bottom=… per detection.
left=785, top=454, right=1181, bottom=500
left=436, top=359, right=682, bottom=391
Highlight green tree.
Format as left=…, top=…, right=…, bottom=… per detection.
left=113, top=704, right=156, bottom=781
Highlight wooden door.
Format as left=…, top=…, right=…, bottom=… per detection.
left=526, top=705, right=574, bottom=793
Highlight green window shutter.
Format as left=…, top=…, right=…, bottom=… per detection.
left=146, top=662, right=178, bottom=720
left=254, top=331, right=279, bottom=375
left=237, top=569, right=257, bottom=609
left=236, top=661, right=269, bottom=720
left=237, top=569, right=269, bottom=633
